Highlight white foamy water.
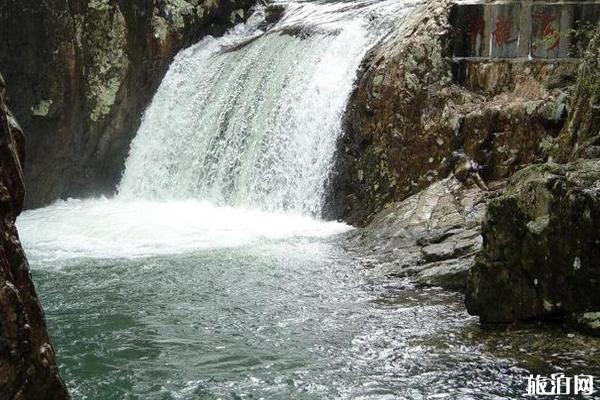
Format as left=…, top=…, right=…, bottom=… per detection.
left=18, top=0, right=420, bottom=261
left=18, top=199, right=351, bottom=262
left=118, top=0, right=418, bottom=215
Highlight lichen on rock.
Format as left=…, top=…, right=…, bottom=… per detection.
left=465, top=159, right=600, bottom=333
left=83, top=2, right=128, bottom=122
left=0, top=0, right=257, bottom=208
left=326, top=0, right=577, bottom=226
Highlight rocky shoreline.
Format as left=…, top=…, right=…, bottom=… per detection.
left=0, top=74, right=69, bottom=399
left=335, top=0, right=600, bottom=336
left=344, top=176, right=491, bottom=291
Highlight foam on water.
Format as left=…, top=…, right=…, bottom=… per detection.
left=18, top=199, right=351, bottom=262
left=15, top=4, right=600, bottom=399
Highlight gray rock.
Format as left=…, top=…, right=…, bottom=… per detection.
left=346, top=177, right=493, bottom=291
left=575, top=312, right=600, bottom=336
left=465, top=159, right=600, bottom=336
left=324, top=0, right=577, bottom=226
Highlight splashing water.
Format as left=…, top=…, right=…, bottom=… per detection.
left=16, top=3, right=600, bottom=400
left=19, top=0, right=421, bottom=260
left=118, top=0, right=420, bottom=216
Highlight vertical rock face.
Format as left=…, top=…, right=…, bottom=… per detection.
left=325, top=0, right=455, bottom=225
left=0, top=74, right=69, bottom=399
left=465, top=160, right=600, bottom=330
left=0, top=0, right=255, bottom=208
left=326, top=1, right=576, bottom=226
left=552, top=26, right=600, bottom=161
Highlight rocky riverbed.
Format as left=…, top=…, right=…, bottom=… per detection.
left=331, top=0, right=600, bottom=337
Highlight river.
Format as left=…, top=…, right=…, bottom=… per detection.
left=17, top=0, right=600, bottom=398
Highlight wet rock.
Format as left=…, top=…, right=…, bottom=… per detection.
left=0, top=74, right=69, bottom=398
left=346, top=176, right=495, bottom=291
left=415, top=256, right=475, bottom=291
left=421, top=228, right=482, bottom=263
left=264, top=4, right=285, bottom=26
left=325, top=0, right=577, bottom=226
left=575, top=312, right=600, bottom=336
left=552, top=26, right=600, bottom=162
left=0, top=0, right=256, bottom=208
left=465, top=159, right=600, bottom=335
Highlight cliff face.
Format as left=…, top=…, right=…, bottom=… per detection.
left=0, top=74, right=69, bottom=399
left=0, top=0, right=255, bottom=208
left=466, top=27, right=600, bottom=335
left=326, top=0, right=575, bottom=226
left=325, top=0, right=454, bottom=225
left=552, top=26, right=600, bottom=162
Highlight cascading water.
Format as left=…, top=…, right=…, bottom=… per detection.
left=118, top=0, right=417, bottom=216
left=18, top=0, right=421, bottom=261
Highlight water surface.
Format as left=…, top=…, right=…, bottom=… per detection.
left=23, top=214, right=600, bottom=399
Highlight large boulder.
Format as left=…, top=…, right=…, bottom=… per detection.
left=325, top=0, right=576, bottom=226
left=0, top=74, right=69, bottom=398
left=0, top=0, right=255, bottom=208
left=346, top=176, right=493, bottom=291
left=465, top=160, right=600, bottom=333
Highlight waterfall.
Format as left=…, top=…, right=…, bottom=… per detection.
left=18, top=0, right=420, bottom=261
left=118, top=0, right=419, bottom=217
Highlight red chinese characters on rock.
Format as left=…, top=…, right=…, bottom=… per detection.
left=493, top=16, right=516, bottom=48
left=535, top=11, right=560, bottom=51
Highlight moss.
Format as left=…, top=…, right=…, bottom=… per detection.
left=552, top=25, right=600, bottom=162
left=466, top=160, right=600, bottom=328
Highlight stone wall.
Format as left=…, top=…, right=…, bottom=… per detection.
left=452, top=0, right=600, bottom=59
